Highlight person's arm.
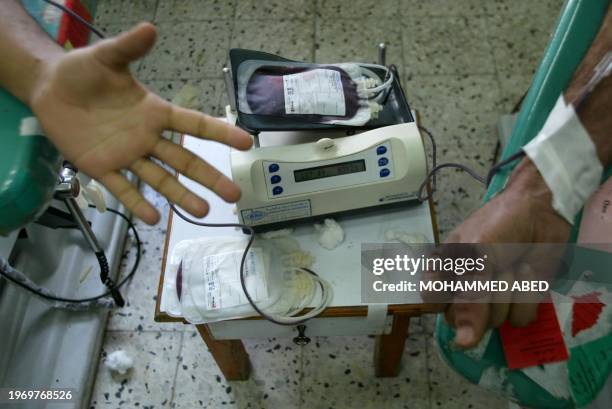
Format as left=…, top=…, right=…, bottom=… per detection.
left=566, top=10, right=612, bottom=166
left=439, top=5, right=611, bottom=348
left=0, top=1, right=252, bottom=225
left=0, top=1, right=63, bottom=104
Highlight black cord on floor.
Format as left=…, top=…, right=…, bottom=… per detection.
left=0, top=207, right=140, bottom=304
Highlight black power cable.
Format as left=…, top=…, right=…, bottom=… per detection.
left=418, top=125, right=438, bottom=191
left=417, top=149, right=526, bottom=202
left=0, top=206, right=141, bottom=305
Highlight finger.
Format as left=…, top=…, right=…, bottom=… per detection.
left=489, top=302, right=511, bottom=328
left=94, top=22, right=157, bottom=68
left=507, top=263, right=541, bottom=327
left=420, top=244, right=455, bottom=304
left=488, top=269, right=514, bottom=328
left=167, top=105, right=252, bottom=150
left=130, top=158, right=209, bottom=218
left=152, top=139, right=241, bottom=202
left=100, top=172, right=160, bottom=225
left=453, top=303, right=490, bottom=348
left=508, top=303, right=540, bottom=327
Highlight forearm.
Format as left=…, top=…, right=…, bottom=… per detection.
left=564, top=4, right=612, bottom=167
left=506, top=6, right=611, bottom=218
left=0, top=0, right=63, bottom=105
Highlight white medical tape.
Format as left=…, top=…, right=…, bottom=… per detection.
left=524, top=95, right=603, bottom=224
left=19, top=117, right=46, bottom=137
left=366, top=304, right=388, bottom=335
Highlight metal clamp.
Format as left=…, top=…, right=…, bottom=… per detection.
left=293, top=324, right=311, bottom=346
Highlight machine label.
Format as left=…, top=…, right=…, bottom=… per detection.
left=283, top=69, right=345, bottom=116
left=241, top=200, right=312, bottom=225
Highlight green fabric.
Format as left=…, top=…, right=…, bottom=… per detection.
left=568, top=334, right=612, bottom=407
left=0, top=89, right=61, bottom=235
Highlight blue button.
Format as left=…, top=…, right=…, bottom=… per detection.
left=378, top=157, right=388, bottom=166
left=376, top=146, right=387, bottom=155
left=272, top=186, right=284, bottom=195
left=268, top=163, right=279, bottom=173
left=270, top=175, right=281, bottom=184
left=380, top=168, right=390, bottom=177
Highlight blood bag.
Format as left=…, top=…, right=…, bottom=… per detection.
left=236, top=60, right=391, bottom=126
left=166, top=236, right=331, bottom=324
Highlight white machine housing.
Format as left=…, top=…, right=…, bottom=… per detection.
left=231, top=122, right=427, bottom=228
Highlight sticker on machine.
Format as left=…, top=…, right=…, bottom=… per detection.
left=201, top=248, right=267, bottom=310
left=283, top=69, right=346, bottom=116
left=241, top=200, right=311, bottom=226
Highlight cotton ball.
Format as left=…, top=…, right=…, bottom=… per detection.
left=314, top=219, right=344, bottom=250
left=105, top=350, right=134, bottom=375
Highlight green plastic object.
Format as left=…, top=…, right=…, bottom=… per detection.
left=434, top=0, right=611, bottom=408
left=0, top=88, right=61, bottom=235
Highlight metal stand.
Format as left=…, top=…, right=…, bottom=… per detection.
left=378, top=42, right=387, bottom=66
left=223, top=67, right=237, bottom=113
left=54, top=163, right=124, bottom=306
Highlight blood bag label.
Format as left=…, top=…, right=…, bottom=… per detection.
left=283, top=69, right=346, bottom=116
left=201, top=248, right=267, bottom=310
left=241, top=200, right=311, bottom=226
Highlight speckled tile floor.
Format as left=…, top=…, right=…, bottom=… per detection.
left=89, top=1, right=563, bottom=408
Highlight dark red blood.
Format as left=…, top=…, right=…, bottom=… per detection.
left=176, top=260, right=183, bottom=301
left=571, top=291, right=605, bottom=337
left=245, top=65, right=360, bottom=121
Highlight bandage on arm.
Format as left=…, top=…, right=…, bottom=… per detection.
left=522, top=8, right=612, bottom=224
left=564, top=6, right=612, bottom=167
left=523, top=95, right=604, bottom=224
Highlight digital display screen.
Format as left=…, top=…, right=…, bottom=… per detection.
left=294, top=160, right=366, bottom=183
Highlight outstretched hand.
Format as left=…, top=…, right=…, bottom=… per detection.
left=29, top=23, right=252, bottom=224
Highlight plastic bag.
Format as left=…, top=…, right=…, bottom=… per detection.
left=236, top=60, right=389, bottom=126
left=167, top=235, right=320, bottom=324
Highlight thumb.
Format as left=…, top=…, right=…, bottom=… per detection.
left=453, top=303, right=491, bottom=348
left=94, top=22, right=157, bottom=68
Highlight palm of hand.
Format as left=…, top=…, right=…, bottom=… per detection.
left=31, top=48, right=165, bottom=180
left=28, top=23, right=252, bottom=224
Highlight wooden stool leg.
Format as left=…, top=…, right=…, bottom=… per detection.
left=374, top=314, right=411, bottom=377
left=195, top=324, right=251, bottom=381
